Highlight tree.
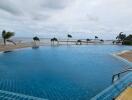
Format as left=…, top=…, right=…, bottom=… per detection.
left=32, top=36, right=40, bottom=48
left=86, top=39, right=90, bottom=44
left=2, top=30, right=15, bottom=45
left=122, top=35, right=132, bottom=45
left=100, top=39, right=104, bottom=42
left=51, top=37, right=59, bottom=45
left=112, top=41, right=115, bottom=44
left=95, top=36, right=98, bottom=39
left=33, top=36, right=40, bottom=41
left=124, top=35, right=132, bottom=40
left=116, top=32, right=126, bottom=41
left=76, top=40, right=82, bottom=45
left=67, top=34, right=72, bottom=44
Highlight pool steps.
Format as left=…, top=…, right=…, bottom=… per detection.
left=91, top=51, right=132, bottom=100
left=91, top=72, right=132, bottom=100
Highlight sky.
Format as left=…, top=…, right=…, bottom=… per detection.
left=0, top=0, right=132, bottom=39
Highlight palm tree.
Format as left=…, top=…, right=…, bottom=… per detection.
left=112, top=41, right=115, bottom=44
left=67, top=34, right=72, bottom=44
left=100, top=39, right=104, bottom=42
left=33, top=36, right=40, bottom=41
left=116, top=32, right=126, bottom=41
left=122, top=35, right=132, bottom=45
left=32, top=36, right=40, bottom=48
left=95, top=36, right=98, bottom=39
left=86, top=38, right=90, bottom=44
left=2, top=30, right=15, bottom=45
left=76, top=40, right=82, bottom=45
left=51, top=37, right=59, bottom=45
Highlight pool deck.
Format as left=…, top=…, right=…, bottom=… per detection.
left=112, top=50, right=132, bottom=67
left=116, top=86, right=132, bottom=100
left=0, top=43, right=33, bottom=52
left=117, top=50, right=132, bottom=62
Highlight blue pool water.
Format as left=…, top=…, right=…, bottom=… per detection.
left=0, top=45, right=131, bottom=100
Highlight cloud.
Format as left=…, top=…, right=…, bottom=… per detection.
left=0, top=0, right=22, bottom=15
left=41, top=0, right=71, bottom=10
left=0, top=0, right=131, bottom=39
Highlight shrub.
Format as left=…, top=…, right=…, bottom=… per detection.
left=122, top=40, right=132, bottom=45
left=122, top=35, right=132, bottom=45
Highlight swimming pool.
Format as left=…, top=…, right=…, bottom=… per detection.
left=0, top=45, right=131, bottom=100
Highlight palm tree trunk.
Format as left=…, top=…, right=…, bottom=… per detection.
left=3, top=39, right=6, bottom=45
left=67, top=38, right=69, bottom=45
left=35, top=41, right=36, bottom=46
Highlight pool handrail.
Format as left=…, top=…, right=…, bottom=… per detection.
left=112, top=67, right=132, bottom=83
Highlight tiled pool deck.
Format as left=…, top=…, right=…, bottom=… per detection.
left=0, top=90, right=47, bottom=100
left=116, top=85, right=132, bottom=100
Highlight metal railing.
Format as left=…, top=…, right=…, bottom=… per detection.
left=112, top=67, right=132, bottom=84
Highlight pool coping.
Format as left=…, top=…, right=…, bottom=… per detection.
left=111, top=50, right=132, bottom=67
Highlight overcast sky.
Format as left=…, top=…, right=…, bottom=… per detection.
left=0, top=0, right=132, bottom=39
